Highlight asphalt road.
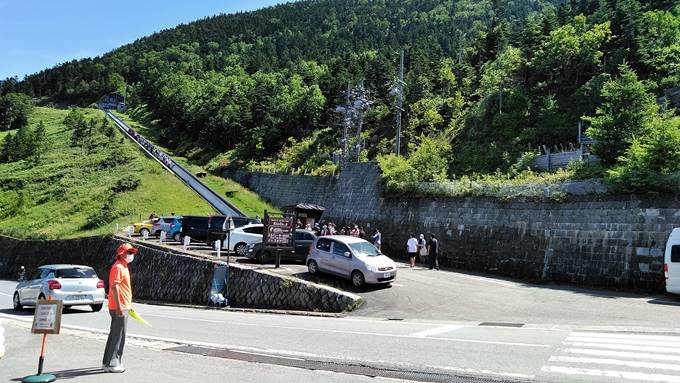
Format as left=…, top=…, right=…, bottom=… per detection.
left=135, top=234, right=680, bottom=327
left=3, top=279, right=680, bottom=383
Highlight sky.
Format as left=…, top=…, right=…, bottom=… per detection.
left=0, top=0, right=289, bottom=79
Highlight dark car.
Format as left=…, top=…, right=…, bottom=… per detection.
left=246, top=230, right=317, bottom=263
left=181, top=215, right=261, bottom=246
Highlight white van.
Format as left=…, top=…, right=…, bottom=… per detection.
left=665, top=228, right=680, bottom=294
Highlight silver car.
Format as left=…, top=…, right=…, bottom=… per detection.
left=306, top=236, right=397, bottom=287
left=13, top=264, right=106, bottom=312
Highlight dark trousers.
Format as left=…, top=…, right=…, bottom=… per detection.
left=103, top=310, right=128, bottom=367
left=429, top=253, right=439, bottom=270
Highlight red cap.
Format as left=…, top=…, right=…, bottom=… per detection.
left=116, top=243, right=138, bottom=258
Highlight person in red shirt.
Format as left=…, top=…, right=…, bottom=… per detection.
left=102, top=243, right=137, bottom=373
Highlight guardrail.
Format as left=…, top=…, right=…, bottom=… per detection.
left=103, top=109, right=246, bottom=217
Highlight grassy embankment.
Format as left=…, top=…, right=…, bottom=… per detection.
left=0, top=106, right=217, bottom=239
left=111, top=109, right=279, bottom=217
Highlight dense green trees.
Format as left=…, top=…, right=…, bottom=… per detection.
left=0, top=93, right=33, bottom=131
left=4, top=0, right=679, bottom=180
left=0, top=120, right=47, bottom=163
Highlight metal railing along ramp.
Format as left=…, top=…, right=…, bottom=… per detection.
left=104, top=110, right=246, bottom=218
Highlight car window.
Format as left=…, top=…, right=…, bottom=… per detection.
left=31, top=269, right=44, bottom=280
left=316, top=238, right=331, bottom=252
left=304, top=233, right=315, bottom=241
left=40, top=269, right=52, bottom=279
left=672, top=245, right=680, bottom=263
left=294, top=232, right=304, bottom=241
left=56, top=267, right=97, bottom=278
left=244, top=226, right=264, bottom=235
left=332, top=242, right=351, bottom=257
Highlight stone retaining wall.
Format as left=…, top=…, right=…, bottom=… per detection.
left=0, top=235, right=362, bottom=312
left=222, top=163, right=680, bottom=292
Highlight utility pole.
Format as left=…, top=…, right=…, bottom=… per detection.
left=395, top=50, right=404, bottom=157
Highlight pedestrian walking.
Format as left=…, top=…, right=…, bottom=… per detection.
left=407, top=234, right=418, bottom=268
left=102, top=243, right=137, bottom=373
left=417, top=234, right=428, bottom=264
left=428, top=234, right=439, bottom=270
left=372, top=228, right=382, bottom=251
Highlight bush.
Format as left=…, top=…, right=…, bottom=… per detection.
left=408, top=135, right=451, bottom=182
left=377, top=154, right=418, bottom=191
left=84, top=197, right=117, bottom=229
left=606, top=118, right=680, bottom=192
left=112, top=176, right=141, bottom=193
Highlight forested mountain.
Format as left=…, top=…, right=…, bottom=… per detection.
left=2, top=0, right=679, bottom=179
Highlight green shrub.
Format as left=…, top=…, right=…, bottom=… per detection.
left=378, top=154, right=418, bottom=191
left=84, top=197, right=117, bottom=229
left=112, top=176, right=141, bottom=193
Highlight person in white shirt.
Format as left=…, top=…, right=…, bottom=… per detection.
left=407, top=234, right=419, bottom=268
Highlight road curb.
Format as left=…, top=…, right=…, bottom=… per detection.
left=133, top=299, right=346, bottom=318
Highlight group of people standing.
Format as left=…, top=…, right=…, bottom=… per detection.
left=313, top=222, right=382, bottom=250
left=406, top=233, right=439, bottom=270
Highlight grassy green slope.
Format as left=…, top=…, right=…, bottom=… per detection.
left=0, top=107, right=216, bottom=239
left=111, top=110, right=279, bottom=216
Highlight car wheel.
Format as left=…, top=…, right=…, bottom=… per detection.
left=234, top=243, right=247, bottom=257
left=257, top=251, right=271, bottom=264
left=174, top=233, right=181, bottom=242
left=91, top=304, right=103, bottom=312
left=12, top=292, right=22, bottom=311
left=351, top=270, right=365, bottom=287
left=308, top=260, right=319, bottom=275
left=140, top=228, right=150, bottom=238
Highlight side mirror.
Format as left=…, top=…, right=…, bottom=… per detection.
left=344, top=251, right=351, bottom=258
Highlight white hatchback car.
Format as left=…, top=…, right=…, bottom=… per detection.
left=223, top=224, right=264, bottom=256
left=13, top=264, right=106, bottom=312
left=306, top=236, right=397, bottom=287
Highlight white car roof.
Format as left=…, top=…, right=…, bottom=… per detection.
left=236, top=224, right=264, bottom=230
left=39, top=264, right=94, bottom=270
left=320, top=235, right=369, bottom=244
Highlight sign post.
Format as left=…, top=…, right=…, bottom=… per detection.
left=22, top=299, right=62, bottom=383
left=263, top=211, right=295, bottom=269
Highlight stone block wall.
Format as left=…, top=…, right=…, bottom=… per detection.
left=222, top=163, right=680, bottom=292
left=0, top=235, right=362, bottom=312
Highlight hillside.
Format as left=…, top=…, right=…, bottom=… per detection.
left=3, top=0, right=679, bottom=183
left=0, top=107, right=219, bottom=239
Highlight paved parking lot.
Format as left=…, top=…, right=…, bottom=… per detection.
left=125, top=234, right=680, bottom=327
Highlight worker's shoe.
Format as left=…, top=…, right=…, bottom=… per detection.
left=103, top=365, right=126, bottom=373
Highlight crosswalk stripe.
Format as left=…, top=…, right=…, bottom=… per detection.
left=541, top=366, right=680, bottom=382
left=566, top=341, right=680, bottom=354
left=564, top=348, right=680, bottom=361
left=566, top=336, right=680, bottom=348
left=549, top=356, right=680, bottom=372
left=570, top=332, right=680, bottom=343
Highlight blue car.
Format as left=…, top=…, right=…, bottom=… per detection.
left=152, top=216, right=183, bottom=241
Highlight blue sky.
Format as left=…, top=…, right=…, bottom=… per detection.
left=0, top=0, right=289, bottom=79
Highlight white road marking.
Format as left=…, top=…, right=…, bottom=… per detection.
left=549, top=356, right=680, bottom=372
left=410, top=325, right=464, bottom=338
left=0, top=292, right=12, bottom=297
left=566, top=341, right=680, bottom=354
left=448, top=273, right=518, bottom=287
left=541, top=365, right=680, bottom=382
left=566, top=336, right=680, bottom=347
left=390, top=283, right=404, bottom=287
left=571, top=332, right=680, bottom=342
left=144, top=314, right=224, bottom=324
left=230, top=321, right=549, bottom=347
left=563, top=348, right=680, bottom=361
left=427, top=364, right=535, bottom=380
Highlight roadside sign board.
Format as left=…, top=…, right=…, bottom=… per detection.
left=264, top=216, right=294, bottom=246
left=31, top=300, right=62, bottom=335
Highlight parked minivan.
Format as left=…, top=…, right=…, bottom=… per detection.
left=665, top=228, right=680, bottom=294
left=306, top=235, right=397, bottom=287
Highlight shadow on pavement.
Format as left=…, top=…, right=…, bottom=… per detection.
left=647, top=297, right=680, bottom=306
left=0, top=307, right=99, bottom=316
left=12, top=367, right=107, bottom=381
left=291, top=271, right=392, bottom=294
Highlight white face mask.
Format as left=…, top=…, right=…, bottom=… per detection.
left=125, top=254, right=135, bottom=263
